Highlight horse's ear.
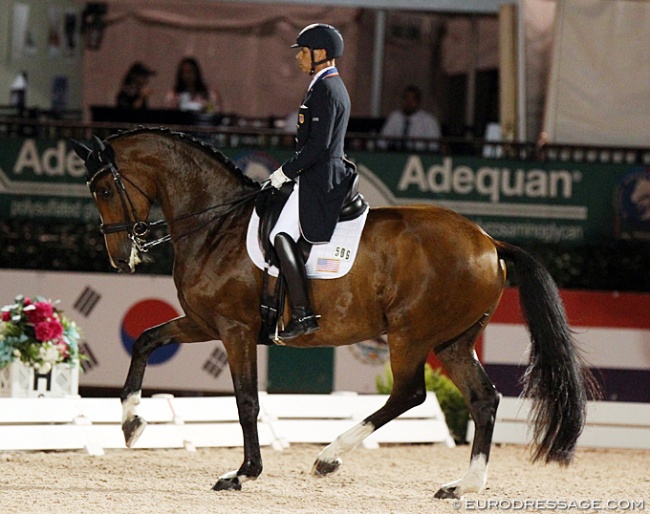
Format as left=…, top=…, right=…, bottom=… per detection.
left=91, top=134, right=106, bottom=153
left=70, top=139, right=91, bottom=161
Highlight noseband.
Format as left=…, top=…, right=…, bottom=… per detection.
left=87, top=160, right=262, bottom=253
left=87, top=161, right=164, bottom=252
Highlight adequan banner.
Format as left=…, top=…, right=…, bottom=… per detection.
left=2, top=138, right=649, bottom=243
left=0, top=138, right=97, bottom=222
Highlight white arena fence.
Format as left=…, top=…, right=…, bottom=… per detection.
left=467, top=396, right=650, bottom=450
left=2, top=393, right=647, bottom=456
left=0, top=391, right=455, bottom=455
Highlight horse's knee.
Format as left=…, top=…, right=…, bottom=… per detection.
left=131, top=329, right=162, bottom=358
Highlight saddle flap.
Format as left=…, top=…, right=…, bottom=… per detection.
left=255, top=183, right=294, bottom=267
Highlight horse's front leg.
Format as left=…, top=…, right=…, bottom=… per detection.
left=120, top=315, right=212, bottom=447
left=212, top=326, right=262, bottom=491
left=313, top=334, right=429, bottom=477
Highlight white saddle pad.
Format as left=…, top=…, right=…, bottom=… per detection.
left=246, top=208, right=369, bottom=279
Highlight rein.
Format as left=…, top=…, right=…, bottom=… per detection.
left=89, top=161, right=264, bottom=253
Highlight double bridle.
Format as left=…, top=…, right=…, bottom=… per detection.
left=88, top=160, right=264, bottom=253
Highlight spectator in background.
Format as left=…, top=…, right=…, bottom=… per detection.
left=380, top=85, right=441, bottom=151
left=165, top=57, right=222, bottom=112
left=116, top=62, right=156, bottom=109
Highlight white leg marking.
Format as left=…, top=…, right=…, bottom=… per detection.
left=318, top=422, right=375, bottom=463
left=122, top=390, right=142, bottom=423
left=440, top=453, right=488, bottom=496
left=218, top=470, right=253, bottom=484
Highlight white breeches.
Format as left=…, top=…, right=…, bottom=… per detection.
left=269, top=182, right=301, bottom=244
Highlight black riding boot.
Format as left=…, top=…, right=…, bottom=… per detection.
left=273, top=232, right=319, bottom=340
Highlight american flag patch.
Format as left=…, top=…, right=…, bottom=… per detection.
left=316, top=258, right=340, bottom=273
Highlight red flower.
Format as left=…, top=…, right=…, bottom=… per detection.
left=23, top=297, right=31, bottom=306
left=57, top=341, right=70, bottom=359
left=1, top=311, right=9, bottom=322
left=27, top=301, right=54, bottom=323
left=34, top=319, right=64, bottom=342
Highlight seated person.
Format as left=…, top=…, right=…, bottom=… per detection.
left=164, top=57, right=222, bottom=112
left=116, top=62, right=156, bottom=109
left=380, top=85, right=441, bottom=151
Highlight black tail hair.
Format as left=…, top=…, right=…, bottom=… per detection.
left=495, top=241, right=600, bottom=465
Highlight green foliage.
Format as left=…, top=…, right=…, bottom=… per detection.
left=376, top=362, right=469, bottom=443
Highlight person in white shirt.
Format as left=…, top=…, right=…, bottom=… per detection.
left=380, top=85, right=441, bottom=151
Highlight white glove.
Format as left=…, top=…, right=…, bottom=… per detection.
left=269, top=168, right=290, bottom=189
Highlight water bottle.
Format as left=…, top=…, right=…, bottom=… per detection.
left=10, top=72, right=27, bottom=109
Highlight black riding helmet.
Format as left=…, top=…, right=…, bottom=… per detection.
left=291, top=23, right=344, bottom=75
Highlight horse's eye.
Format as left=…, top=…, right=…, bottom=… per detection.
left=97, top=187, right=112, bottom=200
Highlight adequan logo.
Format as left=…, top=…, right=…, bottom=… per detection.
left=615, top=166, right=650, bottom=241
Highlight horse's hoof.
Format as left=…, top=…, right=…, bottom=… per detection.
left=434, top=486, right=461, bottom=499
left=212, top=476, right=242, bottom=491
left=311, top=458, right=342, bottom=477
left=122, top=416, right=147, bottom=448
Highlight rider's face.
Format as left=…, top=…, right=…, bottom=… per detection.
left=296, top=47, right=312, bottom=74
left=296, top=47, right=328, bottom=75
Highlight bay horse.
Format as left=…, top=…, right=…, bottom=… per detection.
left=72, top=128, right=596, bottom=499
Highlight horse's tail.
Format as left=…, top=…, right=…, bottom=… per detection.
left=494, top=240, right=599, bottom=465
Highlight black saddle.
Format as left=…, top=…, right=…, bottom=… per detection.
left=339, top=173, right=369, bottom=222
left=255, top=172, right=368, bottom=268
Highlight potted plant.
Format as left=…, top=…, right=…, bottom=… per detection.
left=376, top=362, right=469, bottom=443
left=0, top=295, right=82, bottom=397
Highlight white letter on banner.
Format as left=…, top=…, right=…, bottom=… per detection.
left=452, top=165, right=474, bottom=195
left=549, top=170, right=574, bottom=198
left=13, top=139, right=42, bottom=175
left=501, top=169, right=525, bottom=197
left=43, top=141, right=66, bottom=176
left=476, top=167, right=500, bottom=202
left=426, top=157, right=452, bottom=193
left=398, top=155, right=427, bottom=192
left=67, top=150, right=87, bottom=178
left=525, top=169, right=548, bottom=198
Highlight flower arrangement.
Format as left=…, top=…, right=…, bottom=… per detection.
left=0, top=295, right=81, bottom=374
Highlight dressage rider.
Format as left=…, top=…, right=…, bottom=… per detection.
left=268, top=23, right=356, bottom=340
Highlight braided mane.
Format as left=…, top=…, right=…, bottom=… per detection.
left=107, top=126, right=257, bottom=187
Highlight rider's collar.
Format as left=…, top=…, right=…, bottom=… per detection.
left=307, top=66, right=337, bottom=92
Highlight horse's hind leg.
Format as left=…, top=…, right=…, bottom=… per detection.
left=121, top=316, right=212, bottom=447
left=313, top=334, right=428, bottom=476
left=433, top=318, right=500, bottom=499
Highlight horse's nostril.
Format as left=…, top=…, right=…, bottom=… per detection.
left=113, top=258, right=133, bottom=273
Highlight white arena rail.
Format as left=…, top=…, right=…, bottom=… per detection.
left=260, top=391, right=455, bottom=450
left=466, top=397, right=650, bottom=450
left=0, top=392, right=453, bottom=455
